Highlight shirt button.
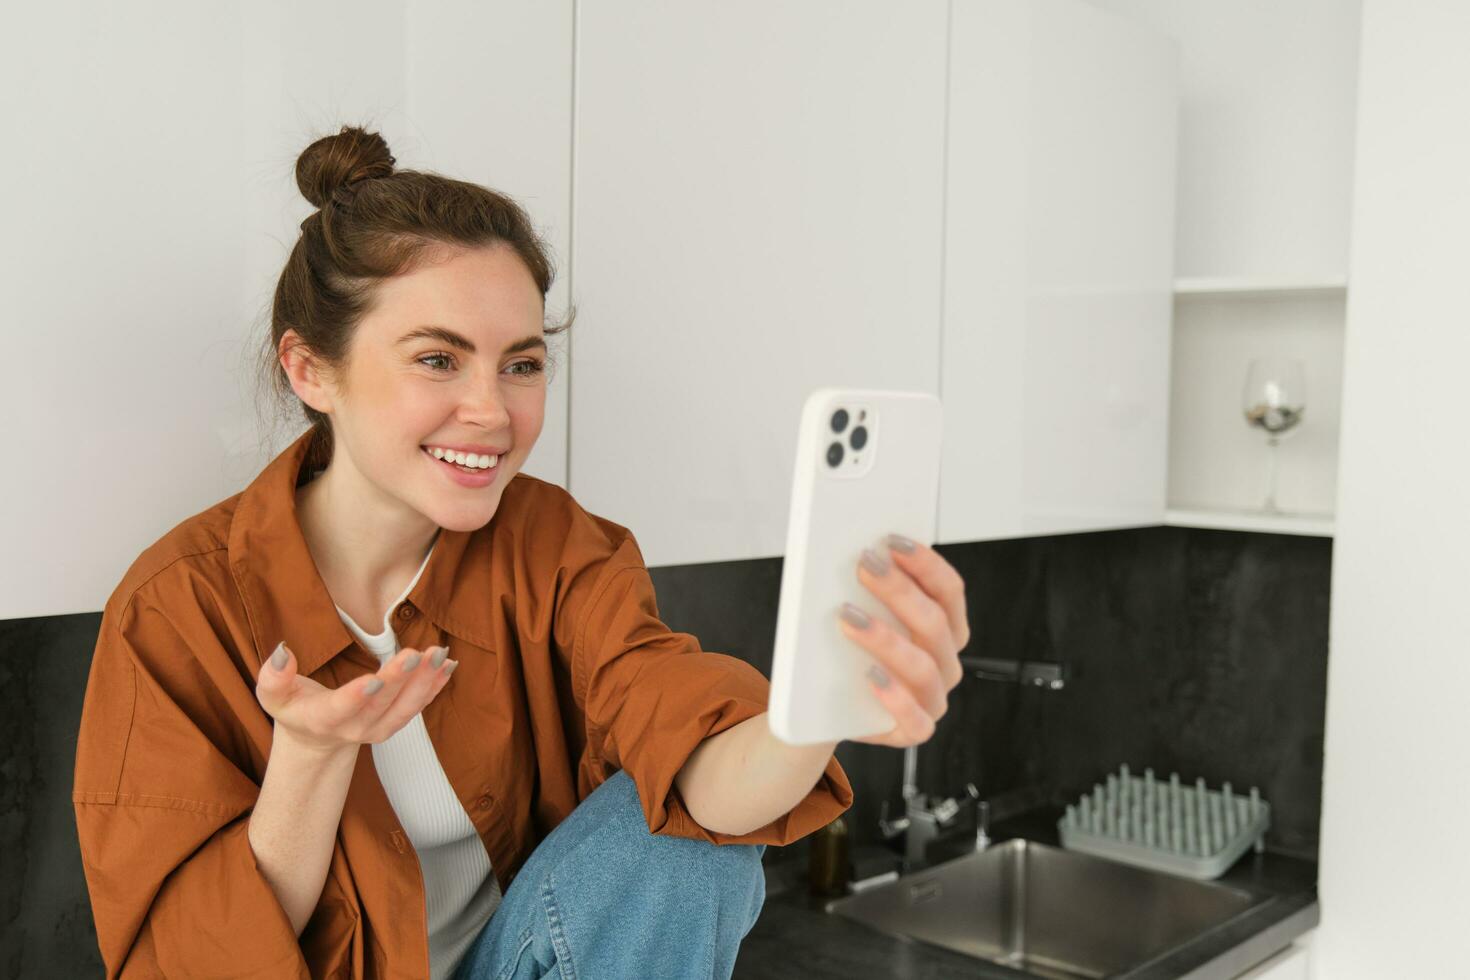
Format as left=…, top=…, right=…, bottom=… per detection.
left=396, top=604, right=415, bottom=621
left=477, top=794, right=494, bottom=810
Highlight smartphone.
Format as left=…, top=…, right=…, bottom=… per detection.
left=767, top=387, right=944, bottom=745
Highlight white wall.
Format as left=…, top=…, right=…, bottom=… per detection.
left=0, top=0, right=572, bottom=619
left=1317, top=1, right=1470, bottom=975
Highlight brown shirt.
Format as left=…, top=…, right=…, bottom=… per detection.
left=72, top=427, right=852, bottom=979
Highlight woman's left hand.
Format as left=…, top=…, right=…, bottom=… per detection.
left=837, top=533, right=971, bottom=748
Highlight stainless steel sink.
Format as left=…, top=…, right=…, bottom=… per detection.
left=825, top=839, right=1270, bottom=979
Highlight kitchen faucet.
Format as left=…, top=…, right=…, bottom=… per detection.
left=876, top=654, right=1066, bottom=873
left=877, top=753, right=986, bottom=872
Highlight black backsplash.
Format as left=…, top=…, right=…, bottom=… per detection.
left=1, top=525, right=1329, bottom=973
left=649, top=525, right=1331, bottom=871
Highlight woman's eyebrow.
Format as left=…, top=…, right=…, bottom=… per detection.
left=395, top=325, right=547, bottom=355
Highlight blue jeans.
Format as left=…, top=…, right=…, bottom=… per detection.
left=453, top=768, right=768, bottom=980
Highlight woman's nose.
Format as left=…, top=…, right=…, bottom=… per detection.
left=457, top=381, right=513, bottom=428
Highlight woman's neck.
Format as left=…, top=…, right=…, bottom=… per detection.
left=294, top=467, right=440, bottom=626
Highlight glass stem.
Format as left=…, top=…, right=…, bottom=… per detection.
left=1264, top=436, right=1281, bottom=514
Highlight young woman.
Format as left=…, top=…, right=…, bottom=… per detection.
left=72, top=125, right=970, bottom=980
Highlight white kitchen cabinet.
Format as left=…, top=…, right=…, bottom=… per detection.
left=569, top=0, right=1178, bottom=566
left=2, top=0, right=577, bottom=619
left=406, top=0, right=575, bottom=492
left=569, top=0, right=949, bottom=566
left=1082, top=1, right=1361, bottom=536
left=1083, top=0, right=1359, bottom=284
left=937, top=0, right=1179, bottom=543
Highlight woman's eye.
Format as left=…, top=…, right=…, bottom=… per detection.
left=416, top=353, right=546, bottom=378
left=508, top=358, right=546, bottom=378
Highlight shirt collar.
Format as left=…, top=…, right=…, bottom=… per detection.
left=228, top=427, right=494, bottom=678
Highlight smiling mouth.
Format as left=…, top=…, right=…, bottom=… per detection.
left=421, top=446, right=500, bottom=474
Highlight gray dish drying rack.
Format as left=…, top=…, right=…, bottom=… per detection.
left=1057, top=763, right=1270, bottom=880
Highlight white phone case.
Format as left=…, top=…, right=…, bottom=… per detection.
left=768, top=387, right=943, bottom=745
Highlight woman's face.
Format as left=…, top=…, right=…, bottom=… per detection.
left=295, top=242, right=548, bottom=533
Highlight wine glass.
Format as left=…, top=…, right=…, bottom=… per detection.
left=1242, top=358, right=1306, bottom=515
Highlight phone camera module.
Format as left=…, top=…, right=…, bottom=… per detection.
left=849, top=425, right=868, bottom=451
left=826, top=441, right=844, bottom=468
left=830, top=409, right=849, bottom=433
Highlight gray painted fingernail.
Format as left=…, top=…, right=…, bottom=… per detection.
left=430, top=646, right=448, bottom=668
left=887, top=533, right=916, bottom=553
left=867, top=665, right=891, bottom=688
left=861, top=547, right=890, bottom=575
left=365, top=678, right=384, bottom=695
left=269, top=643, right=289, bottom=670
left=443, top=660, right=459, bottom=676
left=840, top=602, right=871, bottom=629
left=402, top=652, right=422, bottom=672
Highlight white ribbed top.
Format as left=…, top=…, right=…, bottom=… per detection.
left=333, top=530, right=501, bottom=980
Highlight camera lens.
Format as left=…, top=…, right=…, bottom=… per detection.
left=826, top=441, right=844, bottom=467
left=850, top=425, right=868, bottom=451
left=830, top=409, right=849, bottom=433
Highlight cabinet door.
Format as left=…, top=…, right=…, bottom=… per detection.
left=938, top=0, right=1179, bottom=543
left=569, top=0, right=948, bottom=567
left=405, top=0, right=575, bottom=491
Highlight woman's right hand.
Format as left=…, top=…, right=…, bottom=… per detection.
left=255, top=641, right=458, bottom=751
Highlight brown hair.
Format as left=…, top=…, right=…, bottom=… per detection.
left=257, top=124, right=573, bottom=473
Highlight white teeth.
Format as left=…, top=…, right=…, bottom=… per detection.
left=424, top=446, right=499, bottom=469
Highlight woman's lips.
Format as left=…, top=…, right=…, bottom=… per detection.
left=422, top=447, right=499, bottom=487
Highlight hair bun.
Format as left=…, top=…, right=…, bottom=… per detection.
left=295, top=125, right=397, bottom=209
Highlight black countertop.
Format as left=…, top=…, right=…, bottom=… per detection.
left=733, top=806, right=1319, bottom=980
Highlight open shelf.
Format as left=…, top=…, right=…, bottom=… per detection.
left=1164, top=507, right=1335, bottom=537
left=1173, top=277, right=1348, bottom=298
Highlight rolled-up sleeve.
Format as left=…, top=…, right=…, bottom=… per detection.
left=571, top=533, right=853, bottom=846
left=73, top=594, right=312, bottom=979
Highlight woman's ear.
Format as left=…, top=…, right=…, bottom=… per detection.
left=279, top=329, right=337, bottom=415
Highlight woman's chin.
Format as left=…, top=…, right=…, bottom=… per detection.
left=426, top=492, right=506, bottom=533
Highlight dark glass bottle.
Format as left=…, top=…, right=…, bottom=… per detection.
left=807, top=813, right=851, bottom=897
